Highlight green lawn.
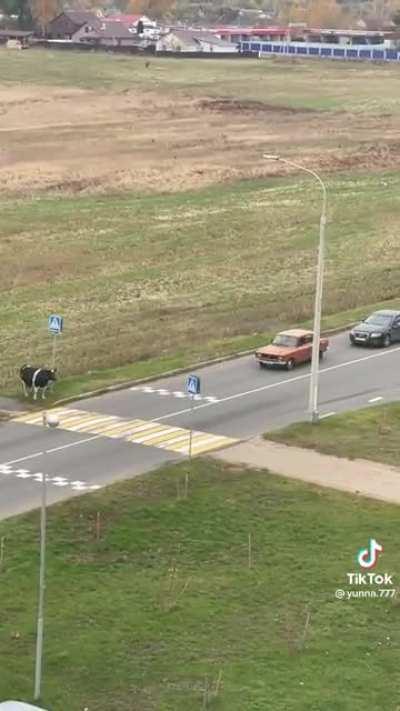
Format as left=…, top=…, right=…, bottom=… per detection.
left=1, top=459, right=400, bottom=710
left=2, top=49, right=400, bottom=113
left=1, top=173, right=400, bottom=396
left=265, top=402, right=400, bottom=468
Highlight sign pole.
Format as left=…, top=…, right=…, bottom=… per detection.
left=51, top=334, right=57, bottom=371
left=185, top=374, right=200, bottom=468
left=188, top=394, right=194, bottom=463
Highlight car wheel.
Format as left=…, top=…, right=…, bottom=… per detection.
left=286, top=359, right=295, bottom=370
left=319, top=350, right=324, bottom=360
left=258, top=362, right=265, bottom=368
left=383, top=334, right=391, bottom=348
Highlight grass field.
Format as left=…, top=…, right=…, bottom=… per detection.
left=2, top=49, right=400, bottom=396
left=265, top=402, right=400, bottom=468
left=1, top=458, right=400, bottom=710
left=2, top=173, right=400, bottom=395
left=3, top=49, right=400, bottom=110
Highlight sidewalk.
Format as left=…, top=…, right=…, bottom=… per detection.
left=213, top=437, right=400, bottom=505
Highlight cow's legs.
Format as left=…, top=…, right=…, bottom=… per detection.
left=21, top=381, right=28, bottom=397
left=33, top=386, right=38, bottom=401
left=41, top=387, right=47, bottom=400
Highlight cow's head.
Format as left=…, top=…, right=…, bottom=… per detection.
left=48, top=368, right=57, bottom=381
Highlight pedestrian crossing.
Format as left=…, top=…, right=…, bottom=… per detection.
left=130, top=385, right=219, bottom=403
left=0, top=463, right=101, bottom=493
left=13, top=408, right=238, bottom=456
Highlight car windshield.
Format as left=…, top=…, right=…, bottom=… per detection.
left=364, top=313, right=392, bottom=327
left=272, top=334, right=299, bottom=347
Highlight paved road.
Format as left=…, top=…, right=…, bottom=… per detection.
left=1, top=330, right=399, bottom=518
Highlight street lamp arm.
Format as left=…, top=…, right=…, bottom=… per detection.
left=274, top=157, right=327, bottom=217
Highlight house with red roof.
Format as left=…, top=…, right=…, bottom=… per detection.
left=47, top=10, right=157, bottom=41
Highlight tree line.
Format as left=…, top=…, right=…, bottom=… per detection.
left=1, top=0, right=400, bottom=32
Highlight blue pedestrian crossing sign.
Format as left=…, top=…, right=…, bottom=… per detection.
left=186, top=374, right=201, bottom=396
left=48, top=314, right=63, bottom=335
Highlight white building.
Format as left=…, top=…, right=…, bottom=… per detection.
left=156, top=29, right=238, bottom=54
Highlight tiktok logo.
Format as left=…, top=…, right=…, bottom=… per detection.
left=357, top=539, right=384, bottom=569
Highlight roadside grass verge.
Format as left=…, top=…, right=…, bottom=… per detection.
left=1, top=459, right=400, bottom=710
left=11, top=293, right=396, bottom=407
left=265, top=403, right=400, bottom=468
left=2, top=172, right=400, bottom=399
left=2, top=49, right=400, bottom=113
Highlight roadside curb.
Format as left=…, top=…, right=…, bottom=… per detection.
left=52, top=322, right=355, bottom=409
left=53, top=349, right=257, bottom=407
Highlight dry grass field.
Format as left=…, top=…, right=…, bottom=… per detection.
left=1, top=49, right=400, bottom=393
left=1, top=51, right=400, bottom=196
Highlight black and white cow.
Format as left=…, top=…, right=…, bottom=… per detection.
left=20, top=365, right=57, bottom=400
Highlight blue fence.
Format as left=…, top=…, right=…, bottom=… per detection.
left=240, top=41, right=400, bottom=62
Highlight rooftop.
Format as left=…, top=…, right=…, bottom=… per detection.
left=83, top=20, right=137, bottom=39
left=0, top=29, right=33, bottom=37
left=109, top=14, right=144, bottom=24
left=168, top=28, right=235, bottom=46
left=63, top=10, right=102, bottom=25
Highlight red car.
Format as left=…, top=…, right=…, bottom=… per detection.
left=255, top=329, right=329, bottom=370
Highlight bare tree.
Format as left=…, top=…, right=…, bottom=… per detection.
left=29, top=0, right=59, bottom=33
left=128, top=0, right=176, bottom=19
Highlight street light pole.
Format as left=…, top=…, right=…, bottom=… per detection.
left=263, top=154, right=327, bottom=423
left=34, top=411, right=59, bottom=702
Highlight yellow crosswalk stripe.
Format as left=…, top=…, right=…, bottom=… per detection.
left=53, top=414, right=91, bottom=427
left=126, top=423, right=172, bottom=442
left=130, top=427, right=186, bottom=447
left=90, top=420, right=143, bottom=437
left=62, top=415, right=115, bottom=431
left=65, top=416, right=120, bottom=433
left=125, top=421, right=170, bottom=437
left=14, top=412, right=45, bottom=424
left=162, top=432, right=205, bottom=453
left=156, top=432, right=192, bottom=448
left=191, top=436, right=237, bottom=455
left=85, top=420, right=132, bottom=437
left=169, top=433, right=237, bottom=455
left=167, top=433, right=220, bottom=454
left=12, top=407, right=238, bottom=456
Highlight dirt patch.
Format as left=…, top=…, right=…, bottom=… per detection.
left=0, top=84, right=400, bottom=197
left=200, top=97, right=316, bottom=114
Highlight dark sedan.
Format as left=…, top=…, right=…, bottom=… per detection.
left=349, top=310, right=400, bottom=347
